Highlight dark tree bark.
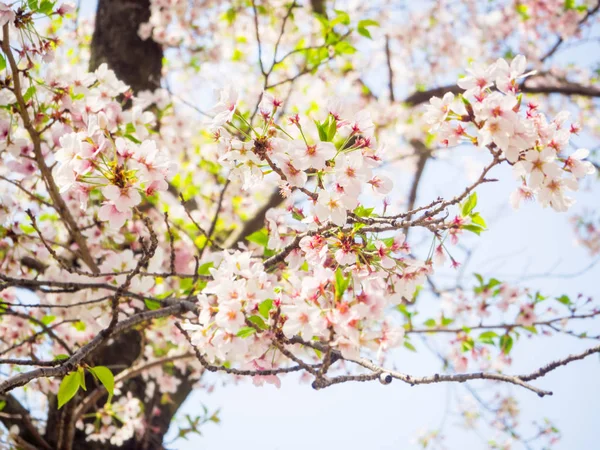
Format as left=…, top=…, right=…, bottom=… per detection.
left=310, top=0, right=327, bottom=16
left=90, top=0, right=163, bottom=93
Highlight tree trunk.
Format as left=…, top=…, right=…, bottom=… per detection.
left=90, top=0, right=162, bottom=93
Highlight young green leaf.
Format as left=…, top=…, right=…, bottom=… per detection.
left=314, top=119, right=328, bottom=141
left=88, top=366, right=115, bottom=402
left=500, top=334, right=514, bottom=354
left=461, top=224, right=484, bottom=235
left=78, top=366, right=86, bottom=391
left=461, top=192, right=478, bottom=216
left=258, top=299, right=273, bottom=319
left=478, top=331, right=499, bottom=345
left=58, top=372, right=81, bottom=409
left=404, top=341, right=416, bottom=352
left=198, top=262, right=214, bottom=276
left=41, top=315, right=56, bottom=326
left=334, top=267, right=351, bottom=300
left=246, top=228, right=269, bottom=247
left=326, top=116, right=337, bottom=142
left=144, top=298, right=161, bottom=310
left=357, top=20, right=379, bottom=40
left=247, top=315, right=268, bottom=330
left=236, top=327, right=257, bottom=338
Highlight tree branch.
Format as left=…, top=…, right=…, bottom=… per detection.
left=403, top=78, right=600, bottom=107
left=0, top=302, right=196, bottom=395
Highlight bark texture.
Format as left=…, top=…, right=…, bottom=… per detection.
left=90, top=0, right=163, bottom=93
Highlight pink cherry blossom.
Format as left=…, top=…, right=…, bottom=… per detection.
left=102, top=185, right=142, bottom=213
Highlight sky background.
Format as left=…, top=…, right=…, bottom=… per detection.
left=73, top=2, right=600, bottom=448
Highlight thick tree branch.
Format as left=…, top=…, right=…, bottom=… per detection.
left=403, top=77, right=600, bottom=107
left=0, top=302, right=196, bottom=395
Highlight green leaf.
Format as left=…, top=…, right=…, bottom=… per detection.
left=125, top=122, right=136, bottom=134
left=461, top=192, right=477, bottom=217
left=334, top=267, right=351, bottom=300
left=403, top=341, right=416, bottom=352
left=474, top=273, right=484, bottom=285
left=236, top=327, right=257, bottom=338
left=441, top=316, right=454, bottom=326
left=73, top=321, right=86, bottom=331
left=556, top=295, right=571, bottom=306
left=500, top=334, right=513, bottom=354
left=470, top=212, right=487, bottom=228
left=396, top=304, right=411, bottom=318
left=198, top=262, right=214, bottom=276
left=478, top=331, right=498, bottom=344
left=461, top=224, right=484, bottom=235
left=423, top=319, right=436, bottom=327
left=124, top=134, right=142, bottom=144
left=0, top=54, right=6, bottom=71
left=314, top=119, right=328, bottom=141
left=41, top=315, right=56, bottom=326
left=222, top=7, right=236, bottom=24
left=487, top=278, right=501, bottom=289
left=258, top=299, right=273, bottom=319
left=358, top=19, right=379, bottom=27
left=38, top=0, right=55, bottom=15
left=331, top=9, right=350, bottom=26
left=461, top=338, right=475, bottom=352
left=357, top=27, right=372, bottom=39
left=78, top=366, right=86, bottom=391
left=88, top=366, right=115, bottom=402
left=54, top=354, right=69, bottom=361
left=334, top=41, right=356, bottom=55
left=353, top=205, right=374, bottom=218
left=23, top=86, right=36, bottom=102
left=246, top=228, right=269, bottom=247
left=326, top=116, right=337, bottom=142
left=145, top=298, right=161, bottom=310
left=247, top=315, right=268, bottom=330
left=515, top=3, right=530, bottom=20
left=357, top=18, right=379, bottom=39
left=0, top=400, right=5, bottom=411
left=58, top=372, right=81, bottom=409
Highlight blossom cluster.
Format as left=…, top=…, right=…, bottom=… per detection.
left=178, top=86, right=438, bottom=370
left=184, top=237, right=426, bottom=373
left=425, top=55, right=596, bottom=212
left=76, top=393, right=144, bottom=446
left=48, top=64, right=177, bottom=228
left=211, top=89, right=392, bottom=225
